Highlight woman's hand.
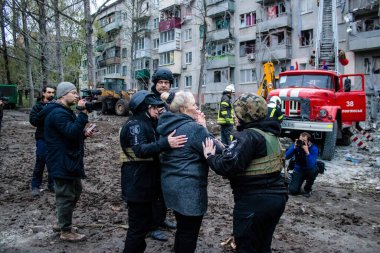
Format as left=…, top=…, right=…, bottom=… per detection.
left=202, top=137, right=216, bottom=159
left=168, top=130, right=187, bottom=148
left=196, top=110, right=206, bottom=127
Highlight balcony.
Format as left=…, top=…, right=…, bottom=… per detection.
left=256, top=13, right=291, bottom=32
left=208, top=28, right=232, bottom=41
left=256, top=0, right=277, bottom=4
left=206, top=0, right=235, bottom=18
left=159, top=0, right=181, bottom=11
left=349, top=29, right=380, bottom=51
left=95, top=43, right=105, bottom=52
left=206, top=54, right=235, bottom=69
left=135, top=49, right=151, bottom=58
left=102, top=16, right=122, bottom=33
left=255, top=44, right=292, bottom=62
left=159, top=17, right=181, bottom=32
left=135, top=69, right=150, bottom=80
left=98, top=57, right=121, bottom=67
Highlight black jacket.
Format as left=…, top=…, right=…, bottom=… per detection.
left=207, top=120, right=287, bottom=197
left=29, top=101, right=47, bottom=140
left=120, top=111, right=170, bottom=203
left=39, top=102, right=88, bottom=179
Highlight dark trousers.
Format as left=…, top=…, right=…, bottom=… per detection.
left=124, top=201, right=153, bottom=253
left=55, top=178, right=82, bottom=231
left=233, top=193, right=287, bottom=253
left=121, top=166, right=128, bottom=202
left=289, top=169, right=317, bottom=194
left=151, top=189, right=167, bottom=231
left=173, top=211, right=203, bottom=253
left=220, top=124, right=233, bottom=146
left=31, top=139, right=54, bottom=190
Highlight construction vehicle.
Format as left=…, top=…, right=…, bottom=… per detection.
left=0, top=84, right=18, bottom=109
left=268, top=70, right=366, bottom=161
left=257, top=62, right=276, bottom=99
left=96, top=78, right=131, bottom=116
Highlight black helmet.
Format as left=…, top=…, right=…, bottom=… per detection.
left=151, top=68, right=174, bottom=85
left=129, top=90, right=164, bottom=113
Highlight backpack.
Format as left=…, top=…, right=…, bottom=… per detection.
left=316, top=160, right=326, bottom=175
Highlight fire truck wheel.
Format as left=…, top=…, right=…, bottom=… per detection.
left=321, top=121, right=337, bottom=161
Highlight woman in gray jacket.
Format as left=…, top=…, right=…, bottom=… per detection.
left=157, top=91, right=222, bottom=253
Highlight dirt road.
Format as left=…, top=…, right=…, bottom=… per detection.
left=0, top=109, right=379, bottom=253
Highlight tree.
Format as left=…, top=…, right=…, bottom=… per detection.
left=0, top=0, right=12, bottom=84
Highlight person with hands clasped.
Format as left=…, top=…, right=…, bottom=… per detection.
left=202, top=93, right=287, bottom=253
left=37, top=82, right=96, bottom=242
left=285, top=132, right=319, bottom=197
left=119, top=90, right=187, bottom=253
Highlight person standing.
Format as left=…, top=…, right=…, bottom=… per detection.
left=267, top=95, right=284, bottom=123
left=285, top=132, right=319, bottom=197
left=217, top=84, right=235, bottom=146
left=120, top=90, right=187, bottom=253
left=29, top=85, right=55, bottom=197
left=157, top=91, right=223, bottom=253
left=39, top=81, right=95, bottom=242
left=203, top=93, right=288, bottom=253
left=0, top=97, right=4, bottom=134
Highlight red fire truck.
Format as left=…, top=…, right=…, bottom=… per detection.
left=268, top=70, right=366, bottom=160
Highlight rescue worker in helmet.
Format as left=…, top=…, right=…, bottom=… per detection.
left=203, top=92, right=288, bottom=253
left=120, top=90, right=187, bottom=252
left=217, top=84, right=235, bottom=146
left=267, top=95, right=284, bottom=123
left=149, top=67, right=178, bottom=241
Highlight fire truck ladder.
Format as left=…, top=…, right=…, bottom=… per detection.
left=315, top=0, right=338, bottom=71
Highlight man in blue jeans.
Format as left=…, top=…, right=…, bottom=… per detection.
left=29, top=85, right=55, bottom=197
left=286, top=132, right=319, bottom=197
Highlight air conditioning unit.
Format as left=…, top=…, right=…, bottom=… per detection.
left=182, top=64, right=187, bottom=70
left=247, top=53, right=256, bottom=61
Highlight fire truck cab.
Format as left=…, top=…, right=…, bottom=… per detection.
left=269, top=70, right=366, bottom=160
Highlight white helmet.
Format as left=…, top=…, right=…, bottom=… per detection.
left=225, top=84, right=235, bottom=93
left=269, top=96, right=281, bottom=106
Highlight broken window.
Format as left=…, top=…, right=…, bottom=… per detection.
left=214, top=71, right=221, bottom=82
left=239, top=40, right=255, bottom=57
left=300, top=29, right=313, bottom=46
left=365, top=56, right=380, bottom=74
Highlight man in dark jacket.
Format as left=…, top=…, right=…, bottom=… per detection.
left=40, top=81, right=95, bottom=242
left=203, top=93, right=287, bottom=253
left=120, top=90, right=187, bottom=252
left=217, top=84, right=235, bottom=145
left=29, top=85, right=55, bottom=197
left=285, top=132, right=319, bottom=197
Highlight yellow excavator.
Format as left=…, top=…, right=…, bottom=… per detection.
left=257, top=62, right=276, bottom=99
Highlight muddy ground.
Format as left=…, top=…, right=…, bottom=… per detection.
left=0, top=109, right=380, bottom=253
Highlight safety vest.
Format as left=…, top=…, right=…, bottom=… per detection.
left=217, top=100, right=234, bottom=125
left=237, top=128, right=284, bottom=176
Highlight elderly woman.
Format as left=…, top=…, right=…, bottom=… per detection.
left=203, top=93, right=288, bottom=253
left=157, top=91, right=223, bottom=253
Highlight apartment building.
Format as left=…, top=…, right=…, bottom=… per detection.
left=79, top=0, right=380, bottom=104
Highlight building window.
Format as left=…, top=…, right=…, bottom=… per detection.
left=240, top=69, right=257, bottom=83
left=160, top=29, right=175, bottom=44
left=107, top=64, right=120, bottom=74
left=240, top=12, right=256, bottom=28
left=365, top=57, right=380, bottom=74
left=184, top=29, right=192, bottom=41
left=208, top=43, right=232, bottom=56
left=185, top=75, right=192, bottom=87
left=153, top=38, right=159, bottom=49
left=122, top=66, right=127, bottom=76
left=153, top=18, right=159, bottom=29
left=171, top=76, right=179, bottom=89
left=300, top=0, right=313, bottom=13
left=214, top=71, right=221, bottom=82
left=267, top=2, right=287, bottom=19
left=185, top=52, right=192, bottom=64
left=122, top=48, right=127, bottom=58
left=159, top=51, right=174, bottom=65
left=239, top=40, right=255, bottom=57
left=135, top=37, right=145, bottom=50
left=300, top=29, right=313, bottom=46
left=215, top=17, right=229, bottom=30
left=153, top=59, right=159, bottom=71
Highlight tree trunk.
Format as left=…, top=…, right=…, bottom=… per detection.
left=197, top=1, right=208, bottom=108
left=21, top=0, right=34, bottom=107
left=129, top=0, right=137, bottom=90
left=37, top=0, right=48, bottom=87
left=84, top=0, right=95, bottom=88
left=0, top=0, right=12, bottom=84
left=53, top=0, right=64, bottom=82
left=11, top=0, right=19, bottom=48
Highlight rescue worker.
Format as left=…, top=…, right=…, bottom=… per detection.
left=203, top=92, right=288, bottom=253
left=120, top=90, right=187, bottom=253
left=217, top=84, right=235, bottom=145
left=285, top=132, right=319, bottom=197
left=267, top=95, right=283, bottom=123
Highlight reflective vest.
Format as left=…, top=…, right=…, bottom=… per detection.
left=238, top=128, right=284, bottom=176
left=217, top=98, right=234, bottom=125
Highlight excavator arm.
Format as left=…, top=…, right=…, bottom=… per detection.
left=257, top=62, right=275, bottom=99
